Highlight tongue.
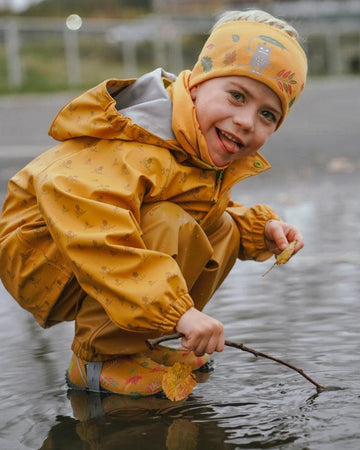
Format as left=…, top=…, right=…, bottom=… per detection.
left=219, top=131, right=239, bottom=153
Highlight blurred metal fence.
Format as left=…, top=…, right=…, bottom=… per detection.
left=0, top=10, right=359, bottom=90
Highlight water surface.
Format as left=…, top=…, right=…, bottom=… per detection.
left=1, top=171, right=359, bottom=449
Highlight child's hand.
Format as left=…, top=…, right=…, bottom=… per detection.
left=175, top=307, right=224, bottom=356
left=264, top=219, right=304, bottom=256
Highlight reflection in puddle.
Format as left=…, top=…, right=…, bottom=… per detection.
left=1, top=173, right=360, bottom=449
left=40, top=390, right=238, bottom=450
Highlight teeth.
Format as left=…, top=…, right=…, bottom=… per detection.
left=220, top=130, right=242, bottom=146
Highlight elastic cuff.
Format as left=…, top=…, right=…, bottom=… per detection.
left=156, top=293, right=194, bottom=334
left=72, top=338, right=111, bottom=362
left=251, top=214, right=276, bottom=261
left=242, top=209, right=281, bottom=261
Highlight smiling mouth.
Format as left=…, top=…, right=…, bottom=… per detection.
left=217, top=129, right=244, bottom=152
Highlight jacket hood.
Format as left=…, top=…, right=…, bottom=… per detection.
left=48, top=69, right=271, bottom=176
left=48, top=69, right=180, bottom=151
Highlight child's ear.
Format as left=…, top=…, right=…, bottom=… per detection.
left=190, top=86, right=198, bottom=100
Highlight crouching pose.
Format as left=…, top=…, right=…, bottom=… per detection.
left=0, top=10, right=307, bottom=397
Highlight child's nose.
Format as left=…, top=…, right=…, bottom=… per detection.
left=233, top=108, right=255, bottom=131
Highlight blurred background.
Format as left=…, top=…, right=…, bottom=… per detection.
left=1, top=0, right=359, bottom=189
left=0, top=2, right=360, bottom=449
left=0, top=0, right=359, bottom=92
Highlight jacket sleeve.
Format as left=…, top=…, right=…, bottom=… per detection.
left=34, top=144, right=194, bottom=334
left=226, top=200, right=282, bottom=261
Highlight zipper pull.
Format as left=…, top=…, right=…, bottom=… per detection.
left=212, top=169, right=224, bottom=204
left=215, top=169, right=224, bottom=185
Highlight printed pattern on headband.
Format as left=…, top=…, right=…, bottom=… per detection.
left=198, top=32, right=305, bottom=111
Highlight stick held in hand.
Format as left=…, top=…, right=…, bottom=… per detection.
left=146, top=333, right=326, bottom=391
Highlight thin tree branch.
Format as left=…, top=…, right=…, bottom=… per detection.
left=146, top=332, right=325, bottom=390
left=146, top=333, right=183, bottom=349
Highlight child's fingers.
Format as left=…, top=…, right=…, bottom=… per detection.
left=293, top=233, right=304, bottom=253
left=176, top=307, right=224, bottom=355
left=192, top=337, right=209, bottom=356
left=180, top=325, right=224, bottom=356
left=265, top=220, right=304, bottom=255
left=265, top=220, right=288, bottom=250
left=196, top=330, right=224, bottom=356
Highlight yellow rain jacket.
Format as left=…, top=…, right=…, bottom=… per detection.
left=0, top=69, right=279, bottom=332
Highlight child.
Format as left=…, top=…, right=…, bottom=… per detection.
left=0, top=10, right=307, bottom=397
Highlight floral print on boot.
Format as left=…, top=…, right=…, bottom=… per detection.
left=66, top=353, right=167, bottom=397
left=144, top=345, right=211, bottom=370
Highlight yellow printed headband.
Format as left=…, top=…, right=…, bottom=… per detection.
left=189, top=21, right=308, bottom=127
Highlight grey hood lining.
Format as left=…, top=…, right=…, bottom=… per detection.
left=115, top=68, right=176, bottom=141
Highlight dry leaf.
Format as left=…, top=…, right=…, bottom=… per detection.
left=262, top=240, right=297, bottom=277
left=162, top=362, right=197, bottom=401
left=276, top=240, right=297, bottom=264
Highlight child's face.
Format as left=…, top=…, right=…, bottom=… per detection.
left=190, top=76, right=282, bottom=167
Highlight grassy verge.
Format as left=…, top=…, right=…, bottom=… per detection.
left=0, top=32, right=205, bottom=94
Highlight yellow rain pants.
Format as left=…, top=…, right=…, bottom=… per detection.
left=48, top=201, right=240, bottom=361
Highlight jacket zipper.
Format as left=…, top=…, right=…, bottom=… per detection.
left=211, top=169, right=225, bottom=205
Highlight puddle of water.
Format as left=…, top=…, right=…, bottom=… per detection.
left=0, top=173, right=359, bottom=449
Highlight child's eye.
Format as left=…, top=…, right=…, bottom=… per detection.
left=261, top=110, right=277, bottom=123
left=230, top=91, right=245, bottom=102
